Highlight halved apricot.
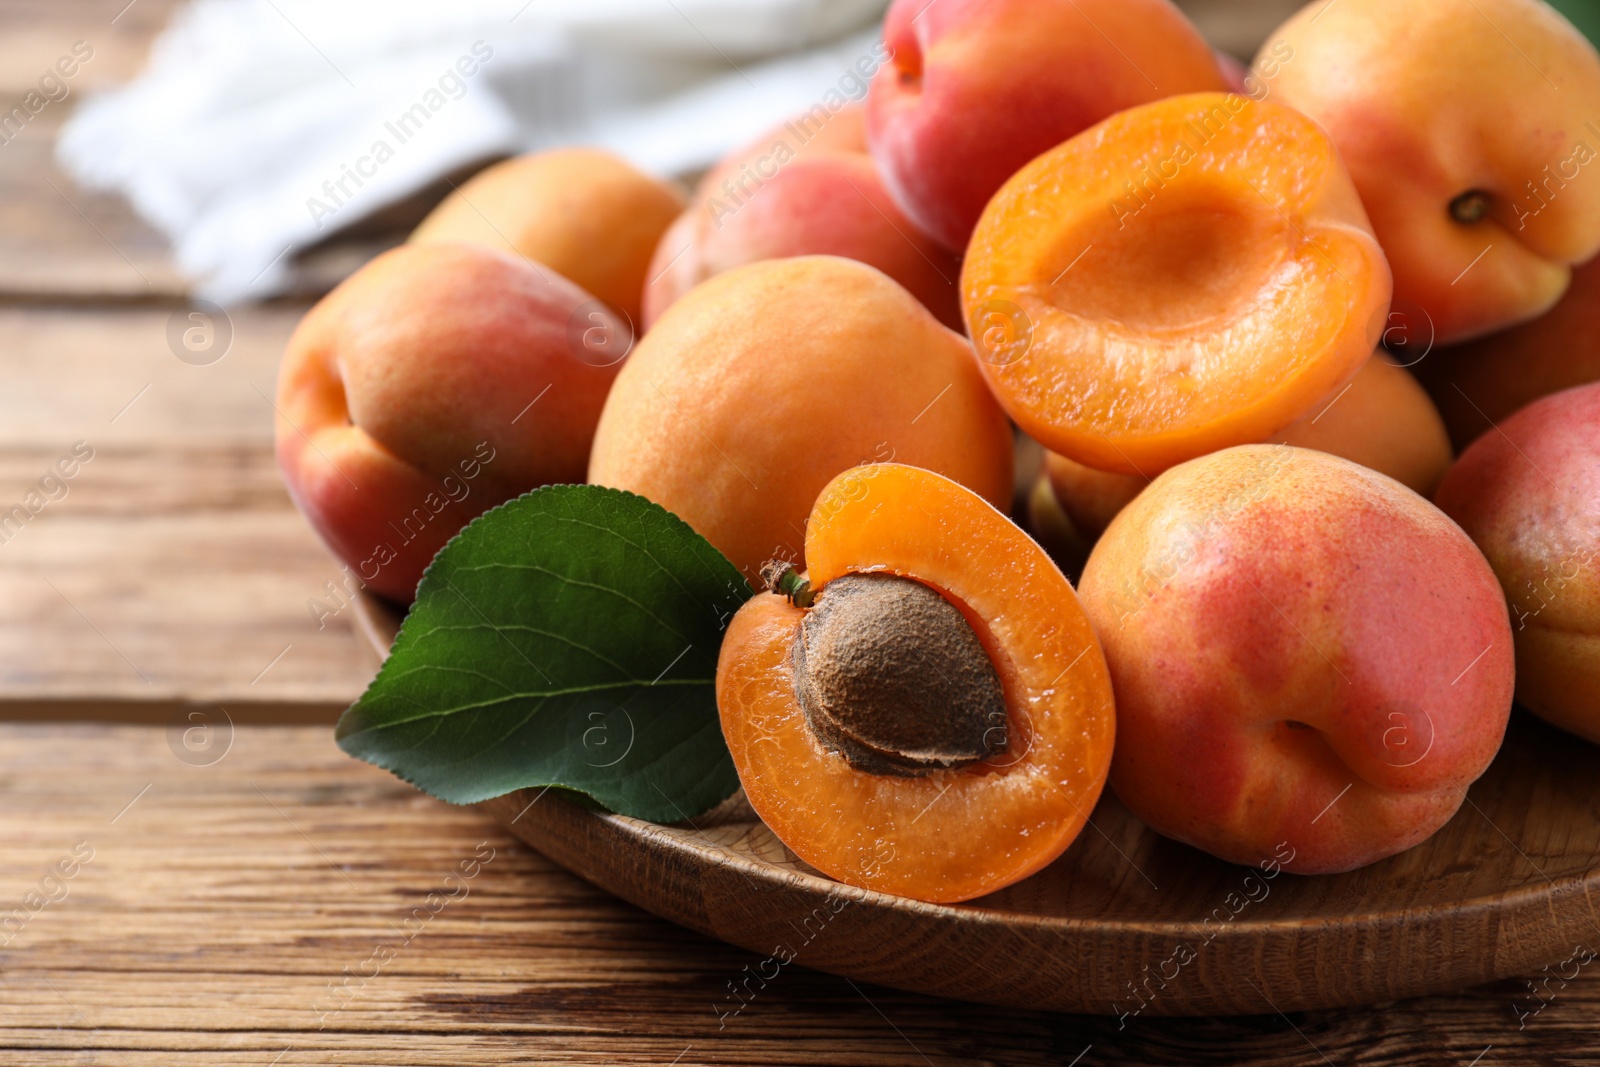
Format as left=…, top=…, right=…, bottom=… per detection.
left=962, top=92, right=1393, bottom=474
left=716, top=463, right=1116, bottom=903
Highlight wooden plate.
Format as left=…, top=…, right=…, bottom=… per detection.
left=352, top=589, right=1600, bottom=1016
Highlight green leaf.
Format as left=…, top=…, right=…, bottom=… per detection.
left=1548, top=0, right=1600, bottom=48
left=336, top=485, right=752, bottom=823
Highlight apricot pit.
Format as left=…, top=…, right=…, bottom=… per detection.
left=789, top=572, right=1007, bottom=778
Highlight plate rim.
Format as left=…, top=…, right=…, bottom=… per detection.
left=353, top=586, right=1600, bottom=1014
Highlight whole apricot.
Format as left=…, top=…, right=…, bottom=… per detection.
left=718, top=464, right=1115, bottom=903
left=1420, top=255, right=1600, bottom=450
left=411, top=148, right=684, bottom=328
left=643, top=110, right=960, bottom=331
left=589, top=256, right=1013, bottom=586
left=1263, top=0, right=1600, bottom=342
left=277, top=243, right=626, bottom=602
left=1028, top=354, right=1453, bottom=574
left=1079, top=446, right=1514, bottom=874
left=1436, top=383, right=1600, bottom=742
left=866, top=0, right=1226, bottom=251
left=1267, top=352, right=1452, bottom=498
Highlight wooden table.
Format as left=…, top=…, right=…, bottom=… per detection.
left=2, top=2, right=1594, bottom=1062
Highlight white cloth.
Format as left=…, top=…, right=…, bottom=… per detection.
left=58, top=0, right=888, bottom=301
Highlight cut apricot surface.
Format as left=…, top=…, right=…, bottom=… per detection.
left=962, top=92, right=1392, bottom=474
left=716, top=464, right=1116, bottom=903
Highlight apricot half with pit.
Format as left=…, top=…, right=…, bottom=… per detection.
left=717, top=463, right=1116, bottom=903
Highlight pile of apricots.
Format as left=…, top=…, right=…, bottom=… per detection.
left=278, top=0, right=1600, bottom=903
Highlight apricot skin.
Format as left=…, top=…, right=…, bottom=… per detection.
left=1079, top=446, right=1514, bottom=874
left=411, top=148, right=684, bottom=327
left=1262, top=0, right=1600, bottom=343
left=589, top=257, right=1013, bottom=587
left=866, top=0, right=1226, bottom=251
left=643, top=114, right=961, bottom=331
left=718, top=464, right=1115, bottom=903
left=1420, top=255, right=1600, bottom=450
left=1435, top=383, right=1600, bottom=742
left=1035, top=353, right=1452, bottom=563
left=645, top=108, right=870, bottom=329
left=1267, top=352, right=1453, bottom=498
left=963, top=93, right=1392, bottom=475
left=276, top=243, right=624, bottom=603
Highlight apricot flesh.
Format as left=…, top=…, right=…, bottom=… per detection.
left=962, top=92, right=1392, bottom=475
left=411, top=148, right=684, bottom=327
left=1436, top=383, right=1600, bottom=742
left=718, top=464, right=1116, bottom=903
left=1079, top=446, right=1513, bottom=874
left=589, top=256, right=1013, bottom=586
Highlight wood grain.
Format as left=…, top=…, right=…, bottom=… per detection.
left=0, top=0, right=456, bottom=302
left=4, top=1, right=1589, bottom=1061
left=481, top=733, right=1600, bottom=1015
left=0, top=304, right=374, bottom=709
left=0, top=722, right=1594, bottom=1066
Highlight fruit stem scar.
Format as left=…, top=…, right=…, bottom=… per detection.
left=1449, top=189, right=1491, bottom=224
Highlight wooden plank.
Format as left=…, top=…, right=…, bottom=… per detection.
left=0, top=105, right=418, bottom=303
left=0, top=305, right=374, bottom=708
left=0, top=477, right=374, bottom=706
left=0, top=302, right=302, bottom=444
left=0, top=0, right=185, bottom=98
left=0, top=723, right=1586, bottom=1065
left=0, top=0, right=438, bottom=301
left=0, top=108, right=186, bottom=299
left=0, top=0, right=188, bottom=296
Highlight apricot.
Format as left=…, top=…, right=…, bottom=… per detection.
left=589, top=256, right=1013, bottom=586
left=718, top=464, right=1116, bottom=903
left=1436, top=383, right=1600, bottom=742
left=866, top=0, right=1226, bottom=251
left=962, top=92, right=1392, bottom=475
left=642, top=109, right=960, bottom=331
left=1028, top=354, right=1453, bottom=570
left=410, top=148, right=684, bottom=327
left=1420, top=255, right=1600, bottom=450
left=701, top=103, right=869, bottom=184
left=276, top=243, right=625, bottom=602
left=1263, top=0, right=1600, bottom=343
left=1078, top=446, right=1514, bottom=874
left=1027, top=451, right=1147, bottom=576
left=1270, top=352, right=1454, bottom=498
